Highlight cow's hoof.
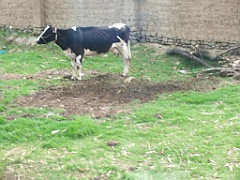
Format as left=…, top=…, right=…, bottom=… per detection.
left=71, top=76, right=76, bottom=80
left=76, top=73, right=85, bottom=80
left=63, top=75, right=72, bottom=80
left=124, top=76, right=135, bottom=83
left=80, top=73, right=85, bottom=77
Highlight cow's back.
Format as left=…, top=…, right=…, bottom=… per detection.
left=77, top=27, right=118, bottom=54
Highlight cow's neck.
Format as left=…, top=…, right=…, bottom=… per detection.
left=55, top=29, right=70, bottom=50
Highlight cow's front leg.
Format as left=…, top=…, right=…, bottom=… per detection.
left=71, top=59, right=77, bottom=80
left=76, top=55, right=85, bottom=80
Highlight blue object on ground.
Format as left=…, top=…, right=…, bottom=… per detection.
left=0, top=50, right=7, bottom=55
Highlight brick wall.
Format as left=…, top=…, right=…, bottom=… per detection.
left=136, top=0, right=240, bottom=49
left=44, top=0, right=137, bottom=28
left=0, top=0, right=33, bottom=28
left=0, top=0, right=239, bottom=49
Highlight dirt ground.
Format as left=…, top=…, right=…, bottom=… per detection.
left=4, top=69, right=222, bottom=118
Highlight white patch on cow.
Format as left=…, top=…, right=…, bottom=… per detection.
left=109, top=23, right=125, bottom=30
left=84, top=49, right=98, bottom=56
left=64, top=48, right=76, bottom=60
left=71, top=26, right=77, bottom=31
left=36, top=25, right=50, bottom=42
left=110, top=47, right=119, bottom=56
left=111, top=40, right=128, bottom=60
left=76, top=55, right=81, bottom=65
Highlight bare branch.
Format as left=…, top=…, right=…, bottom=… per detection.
left=167, top=48, right=213, bottom=68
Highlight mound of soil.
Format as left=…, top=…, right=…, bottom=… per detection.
left=16, top=72, right=220, bottom=118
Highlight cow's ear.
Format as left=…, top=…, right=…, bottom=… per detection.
left=49, top=25, right=57, bottom=33
left=52, top=28, right=57, bottom=34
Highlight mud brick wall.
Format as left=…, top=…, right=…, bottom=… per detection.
left=0, top=0, right=239, bottom=49
left=136, top=0, right=240, bottom=49
left=44, top=0, right=138, bottom=28
left=0, top=0, right=33, bottom=29
left=0, top=0, right=45, bottom=30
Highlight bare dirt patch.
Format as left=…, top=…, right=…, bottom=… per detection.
left=16, top=71, right=222, bottom=118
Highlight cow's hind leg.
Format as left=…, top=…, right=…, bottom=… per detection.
left=119, top=47, right=131, bottom=76
left=123, top=40, right=132, bottom=74
left=123, top=58, right=129, bottom=76
left=123, top=41, right=132, bottom=75
left=76, top=55, right=84, bottom=80
left=115, top=37, right=132, bottom=76
left=71, top=59, right=77, bottom=80
left=127, top=40, right=132, bottom=71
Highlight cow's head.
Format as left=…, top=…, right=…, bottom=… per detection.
left=36, top=25, right=57, bottom=44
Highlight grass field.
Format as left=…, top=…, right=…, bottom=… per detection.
left=0, top=30, right=239, bottom=180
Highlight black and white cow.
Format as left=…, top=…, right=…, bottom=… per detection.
left=36, top=23, right=132, bottom=80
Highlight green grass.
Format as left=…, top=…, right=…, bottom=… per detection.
left=0, top=48, right=69, bottom=75
left=0, top=30, right=239, bottom=179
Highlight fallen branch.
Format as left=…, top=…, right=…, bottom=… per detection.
left=167, top=47, right=240, bottom=79
left=201, top=67, right=240, bottom=77
left=201, top=67, right=223, bottom=73
left=194, top=46, right=240, bottom=61
left=167, top=48, right=213, bottom=68
left=216, top=46, right=240, bottom=58
left=192, top=52, right=216, bottom=61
